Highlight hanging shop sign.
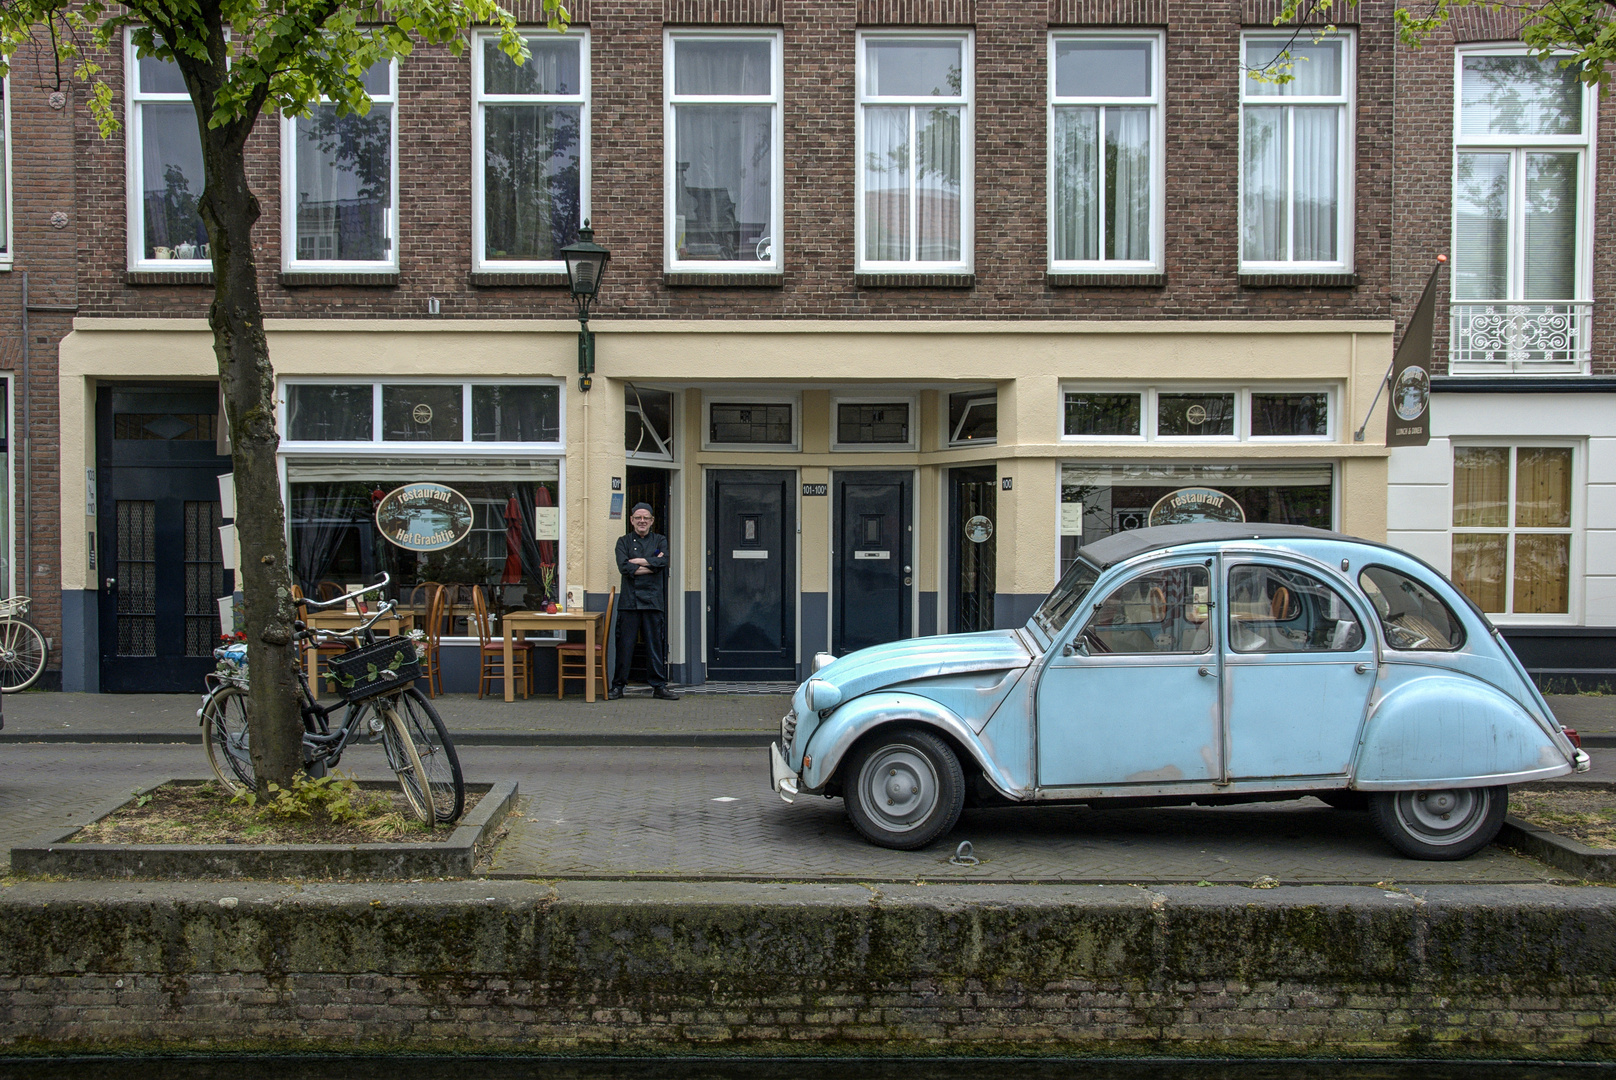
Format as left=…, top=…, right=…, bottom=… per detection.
left=1148, top=487, right=1246, bottom=527
left=375, top=483, right=475, bottom=552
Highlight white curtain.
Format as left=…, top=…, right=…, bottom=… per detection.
left=1106, top=107, right=1150, bottom=260
left=1524, top=152, right=1578, bottom=299
left=916, top=106, right=961, bottom=261
left=674, top=105, right=772, bottom=261
left=295, top=103, right=392, bottom=261
left=864, top=107, right=910, bottom=261
left=1292, top=106, right=1338, bottom=262
left=1242, top=106, right=1286, bottom=261
left=1052, top=107, right=1098, bottom=261
left=484, top=36, right=579, bottom=95
left=1454, top=152, right=1509, bottom=300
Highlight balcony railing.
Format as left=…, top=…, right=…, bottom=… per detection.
left=1450, top=301, right=1592, bottom=375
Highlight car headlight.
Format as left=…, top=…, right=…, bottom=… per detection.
left=812, top=652, right=836, bottom=674
left=804, top=679, right=842, bottom=713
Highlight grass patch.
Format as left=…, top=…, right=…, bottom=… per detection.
left=1510, top=789, right=1616, bottom=849
left=72, top=779, right=479, bottom=846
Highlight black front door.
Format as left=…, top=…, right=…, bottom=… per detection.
left=833, top=470, right=912, bottom=655
left=707, top=470, right=795, bottom=681
left=97, top=385, right=233, bottom=692
left=948, top=466, right=997, bottom=633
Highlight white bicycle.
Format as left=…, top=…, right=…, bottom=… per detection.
left=0, top=596, right=47, bottom=693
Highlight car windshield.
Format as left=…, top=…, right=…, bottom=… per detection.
left=1032, top=558, right=1102, bottom=639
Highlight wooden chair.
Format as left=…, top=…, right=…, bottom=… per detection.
left=556, top=586, right=615, bottom=700
left=419, top=584, right=446, bottom=697
left=292, top=584, right=348, bottom=687
left=316, top=580, right=344, bottom=602
left=471, top=585, right=533, bottom=699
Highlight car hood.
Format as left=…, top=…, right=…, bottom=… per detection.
left=810, top=629, right=1034, bottom=703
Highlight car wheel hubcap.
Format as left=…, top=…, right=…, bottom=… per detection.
left=860, top=746, right=938, bottom=833
left=1395, top=788, right=1487, bottom=845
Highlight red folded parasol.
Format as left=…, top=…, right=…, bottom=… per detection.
left=501, top=496, right=524, bottom=584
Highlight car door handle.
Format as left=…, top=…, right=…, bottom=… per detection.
left=1198, top=665, right=1213, bottom=677
left=1356, top=662, right=1373, bottom=674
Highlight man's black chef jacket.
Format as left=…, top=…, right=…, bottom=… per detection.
left=615, top=531, right=669, bottom=611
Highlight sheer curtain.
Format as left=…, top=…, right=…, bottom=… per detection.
left=295, top=105, right=392, bottom=261
left=1524, top=152, right=1578, bottom=299
left=864, top=107, right=910, bottom=261
left=1052, top=107, right=1097, bottom=261
left=674, top=42, right=772, bottom=262
left=1105, top=108, right=1150, bottom=260
left=916, top=107, right=961, bottom=261
left=1291, top=107, right=1338, bottom=262
left=291, top=483, right=364, bottom=592
left=1242, top=107, right=1286, bottom=261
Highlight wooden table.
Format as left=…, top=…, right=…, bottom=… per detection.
left=502, top=610, right=607, bottom=702
left=304, top=610, right=416, bottom=701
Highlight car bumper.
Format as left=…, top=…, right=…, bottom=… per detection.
left=769, top=741, right=799, bottom=803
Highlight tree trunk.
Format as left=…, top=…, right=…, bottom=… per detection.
left=198, top=123, right=304, bottom=792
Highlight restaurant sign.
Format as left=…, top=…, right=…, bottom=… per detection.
left=375, top=483, right=475, bottom=552
left=1148, top=487, right=1247, bottom=527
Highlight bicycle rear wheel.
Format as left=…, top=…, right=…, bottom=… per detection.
left=0, top=617, right=47, bottom=693
left=202, top=685, right=255, bottom=795
left=378, top=688, right=464, bottom=824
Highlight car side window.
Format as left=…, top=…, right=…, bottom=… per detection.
left=1227, top=564, right=1364, bottom=654
left=1082, top=565, right=1211, bottom=655
left=1358, top=566, right=1467, bottom=651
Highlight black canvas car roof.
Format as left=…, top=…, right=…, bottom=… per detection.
left=1076, top=523, right=1354, bottom=569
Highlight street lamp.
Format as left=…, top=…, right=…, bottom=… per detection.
left=561, top=220, right=610, bottom=392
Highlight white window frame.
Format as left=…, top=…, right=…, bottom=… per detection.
left=472, top=29, right=591, bottom=274
left=1238, top=31, right=1356, bottom=273
left=280, top=61, right=399, bottom=273
left=125, top=31, right=212, bottom=273
left=944, top=387, right=997, bottom=447
left=1060, top=384, right=1337, bottom=443
left=1449, top=438, right=1582, bottom=624
left=855, top=30, right=974, bottom=273
left=1046, top=31, right=1164, bottom=273
left=702, top=393, right=800, bottom=452
left=664, top=30, right=783, bottom=274
left=626, top=384, right=678, bottom=462
left=277, top=377, right=567, bottom=454
left=0, top=76, right=12, bottom=268
left=831, top=395, right=920, bottom=453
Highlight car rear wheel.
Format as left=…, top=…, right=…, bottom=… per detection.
left=844, top=727, right=965, bottom=851
left=1368, top=785, right=1507, bottom=861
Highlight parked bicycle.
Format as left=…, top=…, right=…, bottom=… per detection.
left=0, top=596, right=47, bottom=693
left=199, top=576, right=465, bottom=824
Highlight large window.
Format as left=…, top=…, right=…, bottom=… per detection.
left=0, top=77, right=11, bottom=266
left=1451, top=444, right=1574, bottom=616
left=666, top=32, right=780, bottom=272
left=857, top=33, right=973, bottom=271
left=475, top=31, right=588, bottom=271
left=1048, top=34, right=1161, bottom=271
left=1451, top=51, right=1591, bottom=373
left=1240, top=34, right=1354, bottom=271
left=283, top=380, right=562, bottom=446
left=126, top=36, right=210, bottom=271
left=626, top=386, right=675, bottom=460
left=1062, top=386, right=1332, bottom=441
left=282, top=61, right=396, bottom=270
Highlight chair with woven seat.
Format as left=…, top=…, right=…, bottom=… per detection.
left=556, top=586, right=614, bottom=700
left=471, top=585, right=533, bottom=699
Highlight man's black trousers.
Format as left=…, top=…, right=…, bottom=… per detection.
left=613, top=608, right=668, bottom=689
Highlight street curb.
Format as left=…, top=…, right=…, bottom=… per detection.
left=9, top=778, right=518, bottom=881
left=1497, top=813, right=1616, bottom=881
left=0, top=732, right=775, bottom=747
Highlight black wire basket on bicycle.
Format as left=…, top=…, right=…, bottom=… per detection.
left=324, top=636, right=422, bottom=703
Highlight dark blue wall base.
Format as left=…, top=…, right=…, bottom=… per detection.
left=801, top=592, right=828, bottom=671
left=60, top=589, right=98, bottom=693
left=919, top=592, right=938, bottom=637
left=684, top=590, right=703, bottom=686
left=993, top=593, right=1043, bottom=631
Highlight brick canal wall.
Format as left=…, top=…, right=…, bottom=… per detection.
left=1, top=880, right=1614, bottom=1056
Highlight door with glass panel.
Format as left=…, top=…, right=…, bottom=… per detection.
left=96, top=386, right=233, bottom=693
left=1451, top=445, right=1575, bottom=617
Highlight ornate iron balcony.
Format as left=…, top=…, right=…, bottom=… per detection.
left=1450, top=301, right=1592, bottom=375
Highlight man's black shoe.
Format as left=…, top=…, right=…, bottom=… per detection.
left=606, top=686, right=624, bottom=700
left=652, top=686, right=680, bottom=701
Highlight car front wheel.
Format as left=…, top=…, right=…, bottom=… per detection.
left=1368, top=785, right=1507, bottom=861
left=843, top=727, right=965, bottom=851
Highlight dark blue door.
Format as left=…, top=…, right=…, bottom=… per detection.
left=707, top=470, right=795, bottom=681
left=833, top=470, right=911, bottom=655
left=96, top=385, right=233, bottom=692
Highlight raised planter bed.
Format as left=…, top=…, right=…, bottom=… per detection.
left=10, top=779, right=517, bottom=881
left=1498, top=813, right=1616, bottom=882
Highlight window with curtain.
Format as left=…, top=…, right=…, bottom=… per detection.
left=476, top=32, right=586, bottom=270
left=858, top=33, right=972, bottom=270
left=1049, top=35, right=1159, bottom=270
left=1451, top=444, right=1574, bottom=616
left=666, top=33, right=780, bottom=271
left=0, top=77, right=10, bottom=262
left=1453, top=53, right=1587, bottom=304
left=283, top=60, right=396, bottom=269
left=1240, top=35, right=1352, bottom=270
left=127, top=35, right=210, bottom=270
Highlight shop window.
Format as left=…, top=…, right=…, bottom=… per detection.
left=383, top=385, right=463, bottom=442
left=626, top=386, right=674, bottom=459
left=1450, top=444, right=1573, bottom=615
left=1451, top=51, right=1591, bottom=374
left=948, top=391, right=996, bottom=445
left=126, top=34, right=209, bottom=270
left=1251, top=392, right=1328, bottom=437
left=282, top=380, right=561, bottom=445
left=666, top=31, right=781, bottom=272
left=475, top=30, right=587, bottom=271
left=1065, top=392, right=1141, bottom=437
left=708, top=401, right=793, bottom=447
left=835, top=401, right=912, bottom=448
left=1359, top=566, right=1466, bottom=650
left=1049, top=34, right=1161, bottom=271
left=1082, top=565, right=1211, bottom=655
left=1063, top=386, right=1331, bottom=441
left=475, top=385, right=561, bottom=443
left=1157, top=392, right=1235, bottom=438
left=1240, top=33, right=1354, bottom=271
left=0, top=77, right=10, bottom=265
left=1060, top=462, right=1334, bottom=568
left=1227, top=564, right=1363, bottom=653
left=858, top=32, right=973, bottom=272
left=283, top=60, right=396, bottom=270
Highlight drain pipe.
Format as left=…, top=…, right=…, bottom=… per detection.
left=21, top=272, right=80, bottom=597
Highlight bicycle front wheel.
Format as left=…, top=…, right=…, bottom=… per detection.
left=202, top=685, right=255, bottom=795
left=378, top=688, right=464, bottom=824
left=0, top=617, right=48, bottom=693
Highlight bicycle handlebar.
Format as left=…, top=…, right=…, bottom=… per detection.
left=301, top=573, right=392, bottom=613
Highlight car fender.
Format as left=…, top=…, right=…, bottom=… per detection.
left=1355, top=671, right=1576, bottom=789
left=799, top=691, right=1022, bottom=800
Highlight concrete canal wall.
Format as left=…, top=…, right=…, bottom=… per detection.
left=1, top=880, right=1614, bottom=1057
